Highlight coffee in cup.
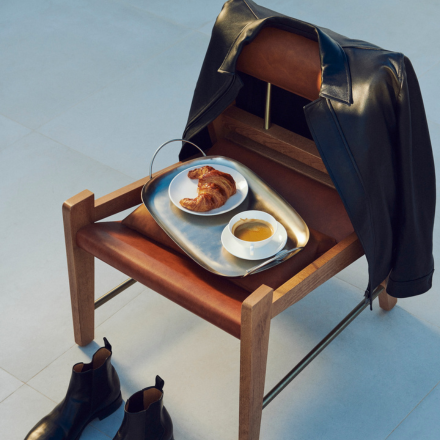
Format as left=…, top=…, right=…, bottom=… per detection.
left=232, top=219, right=274, bottom=242
left=227, top=210, right=279, bottom=257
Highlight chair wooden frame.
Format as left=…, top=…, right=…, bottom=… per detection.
left=63, top=103, right=397, bottom=439
left=63, top=23, right=401, bottom=440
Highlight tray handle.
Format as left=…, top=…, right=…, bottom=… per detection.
left=149, top=139, right=206, bottom=181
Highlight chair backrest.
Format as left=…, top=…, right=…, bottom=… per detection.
left=236, top=27, right=321, bottom=101
left=211, top=26, right=332, bottom=189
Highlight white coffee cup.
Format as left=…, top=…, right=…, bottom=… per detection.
left=228, top=210, right=278, bottom=256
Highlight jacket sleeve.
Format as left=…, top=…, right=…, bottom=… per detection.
left=386, top=56, right=436, bottom=298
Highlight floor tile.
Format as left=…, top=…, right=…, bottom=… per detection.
left=117, top=0, right=223, bottom=30
left=41, top=277, right=440, bottom=440
left=0, top=383, right=111, bottom=439
left=92, top=289, right=240, bottom=440
left=0, top=132, right=145, bottom=382
left=428, top=120, right=440, bottom=180
left=260, top=279, right=440, bottom=440
left=0, top=385, right=55, bottom=440
left=335, top=255, right=369, bottom=292
left=0, top=0, right=190, bottom=129
left=386, top=382, right=440, bottom=440
left=0, top=115, right=31, bottom=152
left=39, top=32, right=210, bottom=179
left=0, top=368, right=23, bottom=403
left=78, top=425, right=112, bottom=440
left=420, top=63, right=440, bottom=127
left=197, top=20, right=216, bottom=36
left=28, top=325, right=128, bottom=404
left=276, top=0, right=440, bottom=76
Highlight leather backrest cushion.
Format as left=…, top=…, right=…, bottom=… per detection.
left=122, top=204, right=336, bottom=292
left=236, top=27, right=321, bottom=101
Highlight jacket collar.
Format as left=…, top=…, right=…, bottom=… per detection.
left=218, top=16, right=353, bottom=105
left=315, top=27, right=352, bottom=105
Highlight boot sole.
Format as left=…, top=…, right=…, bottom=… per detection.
left=73, top=392, right=123, bottom=440
left=96, top=392, right=123, bottom=420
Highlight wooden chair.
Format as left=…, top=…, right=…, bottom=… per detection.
left=63, top=27, right=397, bottom=440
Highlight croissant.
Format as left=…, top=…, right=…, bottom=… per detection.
left=180, top=167, right=237, bottom=212
left=187, top=165, right=215, bottom=179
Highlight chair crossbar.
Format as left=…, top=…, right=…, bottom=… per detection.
left=94, top=278, right=137, bottom=309
left=263, top=284, right=384, bottom=408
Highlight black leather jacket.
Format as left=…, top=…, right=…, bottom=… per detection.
left=179, top=0, right=436, bottom=299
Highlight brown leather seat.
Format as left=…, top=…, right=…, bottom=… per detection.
left=77, top=222, right=249, bottom=338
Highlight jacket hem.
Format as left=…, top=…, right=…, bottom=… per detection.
left=387, top=269, right=434, bottom=298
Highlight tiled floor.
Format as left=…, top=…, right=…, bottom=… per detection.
left=0, top=0, right=439, bottom=439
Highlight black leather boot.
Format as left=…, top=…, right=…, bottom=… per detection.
left=25, top=338, right=122, bottom=440
left=113, top=376, right=174, bottom=440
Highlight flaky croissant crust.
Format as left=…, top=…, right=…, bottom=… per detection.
left=180, top=167, right=237, bottom=212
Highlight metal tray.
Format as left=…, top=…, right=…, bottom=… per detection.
left=141, top=140, right=309, bottom=277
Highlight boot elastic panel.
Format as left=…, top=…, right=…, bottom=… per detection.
left=125, top=387, right=163, bottom=413
left=73, top=338, right=112, bottom=373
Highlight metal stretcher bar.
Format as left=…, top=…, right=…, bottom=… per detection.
left=94, top=278, right=137, bottom=309
left=262, top=284, right=384, bottom=408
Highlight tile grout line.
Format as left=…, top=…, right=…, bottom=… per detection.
left=418, top=58, right=440, bottom=80
left=395, top=307, right=440, bottom=331
left=110, top=0, right=214, bottom=31
left=0, top=365, right=25, bottom=386
left=334, top=274, right=366, bottom=294
left=89, top=424, right=112, bottom=439
left=25, top=383, right=58, bottom=404
left=32, top=28, right=205, bottom=182
left=95, top=286, right=151, bottom=330
left=37, top=131, right=138, bottom=181
left=0, top=125, right=34, bottom=154
left=0, top=111, right=33, bottom=130
left=21, top=341, right=78, bottom=385
left=0, top=129, right=35, bottom=149
left=383, top=379, right=440, bottom=439
left=20, top=290, right=152, bottom=386
left=0, top=383, right=27, bottom=405
left=9, top=290, right=149, bottom=406
left=0, top=384, right=111, bottom=439
left=334, top=275, right=440, bottom=331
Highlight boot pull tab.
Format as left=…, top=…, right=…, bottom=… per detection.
left=155, top=375, right=164, bottom=391
left=103, top=337, right=112, bottom=352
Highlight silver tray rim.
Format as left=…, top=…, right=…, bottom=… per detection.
left=141, top=155, right=310, bottom=277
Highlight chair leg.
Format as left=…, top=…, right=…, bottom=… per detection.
left=63, top=190, right=95, bottom=346
left=378, top=289, right=397, bottom=311
left=377, top=279, right=397, bottom=311
left=239, top=285, right=273, bottom=440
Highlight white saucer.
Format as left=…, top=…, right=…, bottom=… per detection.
left=221, top=222, right=288, bottom=261
left=169, top=164, right=248, bottom=216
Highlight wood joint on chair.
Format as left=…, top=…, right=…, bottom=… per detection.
left=271, top=233, right=364, bottom=317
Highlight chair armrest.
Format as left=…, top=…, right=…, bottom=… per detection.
left=94, top=176, right=150, bottom=221
left=270, top=232, right=364, bottom=317
left=63, top=162, right=181, bottom=223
